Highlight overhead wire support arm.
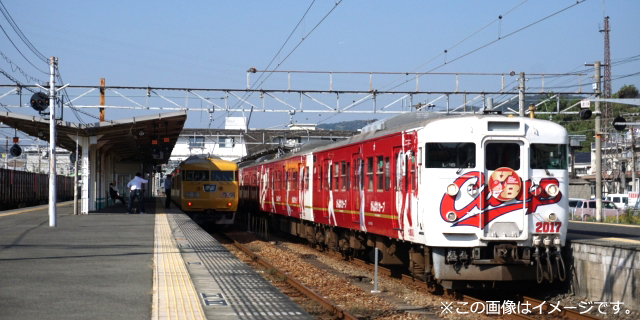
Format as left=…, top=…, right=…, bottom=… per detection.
left=264, top=92, right=297, bottom=110
left=188, top=90, right=224, bottom=111
left=109, top=89, right=145, bottom=108
left=150, top=90, right=182, bottom=109
left=302, top=92, right=335, bottom=111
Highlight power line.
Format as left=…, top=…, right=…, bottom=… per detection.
left=381, top=0, right=587, bottom=93
left=220, top=0, right=344, bottom=126
left=0, top=0, right=48, bottom=62
left=0, top=23, right=47, bottom=74
left=378, top=0, right=529, bottom=91
left=0, top=67, right=37, bottom=93
left=0, top=50, right=45, bottom=84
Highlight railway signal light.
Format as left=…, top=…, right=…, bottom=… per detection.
left=10, top=144, right=22, bottom=157
left=613, top=116, right=626, bottom=131
left=579, top=109, right=592, bottom=120
left=29, top=92, right=50, bottom=112
left=579, top=99, right=592, bottom=120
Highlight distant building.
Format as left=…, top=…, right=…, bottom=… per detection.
left=570, top=152, right=591, bottom=176
left=164, top=117, right=357, bottom=173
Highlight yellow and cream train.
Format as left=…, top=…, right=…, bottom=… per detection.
left=170, top=155, right=238, bottom=224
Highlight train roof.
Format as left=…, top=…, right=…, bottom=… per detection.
left=242, top=112, right=567, bottom=166
left=180, top=154, right=237, bottom=170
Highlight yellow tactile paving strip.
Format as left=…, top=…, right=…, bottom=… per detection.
left=152, top=213, right=206, bottom=320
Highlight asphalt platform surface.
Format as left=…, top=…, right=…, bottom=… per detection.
left=0, top=200, right=156, bottom=320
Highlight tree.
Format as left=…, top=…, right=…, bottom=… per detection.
left=614, top=84, right=638, bottom=99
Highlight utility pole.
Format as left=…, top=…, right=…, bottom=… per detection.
left=73, top=134, right=79, bottom=215
left=632, top=127, right=637, bottom=192
left=48, top=57, right=57, bottom=227
left=594, top=61, right=602, bottom=222
left=519, top=72, right=525, bottom=117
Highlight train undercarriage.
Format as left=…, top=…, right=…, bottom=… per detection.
left=241, top=210, right=567, bottom=289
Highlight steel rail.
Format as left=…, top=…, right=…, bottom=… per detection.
left=340, top=254, right=599, bottom=320
left=218, top=232, right=357, bottom=320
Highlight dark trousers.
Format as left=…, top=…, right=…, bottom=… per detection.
left=127, top=189, right=145, bottom=213
left=165, top=189, right=171, bottom=208
left=112, top=194, right=126, bottom=205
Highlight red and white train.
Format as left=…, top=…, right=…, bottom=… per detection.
left=239, top=112, right=568, bottom=287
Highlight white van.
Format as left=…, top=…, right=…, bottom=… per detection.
left=605, top=194, right=628, bottom=210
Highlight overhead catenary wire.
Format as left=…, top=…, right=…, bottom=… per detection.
left=219, top=0, right=344, bottom=127
left=0, top=67, right=37, bottom=93
left=377, top=0, right=529, bottom=91
left=0, top=50, right=45, bottom=84
left=0, top=23, right=47, bottom=74
left=0, top=0, right=48, bottom=63
left=381, top=0, right=588, bottom=93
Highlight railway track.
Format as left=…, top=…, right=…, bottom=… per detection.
left=344, top=254, right=600, bottom=320
left=216, top=231, right=358, bottom=320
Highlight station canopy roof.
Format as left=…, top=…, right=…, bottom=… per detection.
left=0, top=111, right=187, bottom=165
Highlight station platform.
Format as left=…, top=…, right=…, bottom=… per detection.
left=567, top=221, right=640, bottom=310
left=0, top=199, right=310, bottom=319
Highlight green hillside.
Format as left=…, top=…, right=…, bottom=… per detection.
left=317, top=119, right=376, bottom=131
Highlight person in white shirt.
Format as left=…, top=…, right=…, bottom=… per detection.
left=126, top=172, right=148, bottom=214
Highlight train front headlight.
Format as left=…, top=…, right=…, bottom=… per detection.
left=446, top=184, right=459, bottom=197
left=545, top=184, right=559, bottom=198
left=446, top=211, right=458, bottom=222
left=548, top=212, right=558, bottom=222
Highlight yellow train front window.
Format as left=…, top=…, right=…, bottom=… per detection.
left=211, top=171, right=235, bottom=181
left=184, top=170, right=209, bottom=181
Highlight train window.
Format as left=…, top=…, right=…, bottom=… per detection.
left=184, top=170, right=209, bottom=181
left=304, top=169, right=309, bottom=191
left=274, top=171, right=278, bottom=191
left=285, top=170, right=290, bottom=191
left=343, top=162, right=350, bottom=191
left=367, top=157, right=374, bottom=191
left=317, top=166, right=322, bottom=191
left=486, top=143, right=520, bottom=170
left=293, top=171, right=298, bottom=191
left=326, top=163, right=331, bottom=191
left=279, top=170, right=283, bottom=190
left=334, top=163, right=340, bottom=191
left=411, top=154, right=417, bottom=190
left=530, top=144, right=568, bottom=170
left=394, top=153, right=401, bottom=191
left=385, top=157, right=390, bottom=191
left=425, top=143, right=476, bottom=169
left=210, top=171, right=235, bottom=181
left=377, top=156, right=384, bottom=192
left=359, top=159, right=364, bottom=191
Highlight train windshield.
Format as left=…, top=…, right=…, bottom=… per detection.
left=530, top=144, right=568, bottom=170
left=211, top=171, right=235, bottom=181
left=183, top=170, right=209, bottom=181
left=425, top=143, right=476, bottom=168
left=486, top=143, right=520, bottom=170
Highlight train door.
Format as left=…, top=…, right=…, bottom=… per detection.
left=351, top=153, right=361, bottom=225
left=323, top=159, right=332, bottom=222
left=482, top=140, right=528, bottom=240
left=312, top=160, right=323, bottom=221
left=392, top=147, right=405, bottom=231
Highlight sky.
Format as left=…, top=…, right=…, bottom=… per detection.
left=0, top=0, right=639, bottom=134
